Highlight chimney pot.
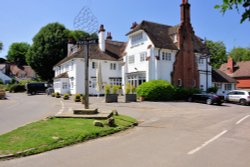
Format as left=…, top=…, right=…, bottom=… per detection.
left=99, top=24, right=106, bottom=33
left=106, top=32, right=112, bottom=40
left=130, top=22, right=138, bottom=29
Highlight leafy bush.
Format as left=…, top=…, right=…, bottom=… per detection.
left=136, top=80, right=175, bottom=101
left=0, top=79, right=3, bottom=85
left=9, top=84, right=26, bottom=93
left=51, top=93, right=56, bottom=97
left=207, top=87, right=218, bottom=93
left=174, top=87, right=201, bottom=100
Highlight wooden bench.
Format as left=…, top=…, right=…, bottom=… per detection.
left=0, top=89, right=6, bottom=99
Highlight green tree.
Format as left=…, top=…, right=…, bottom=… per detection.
left=26, top=23, right=69, bottom=81
left=7, top=42, right=30, bottom=65
left=206, top=40, right=227, bottom=69
left=0, top=41, right=3, bottom=51
left=230, top=47, right=250, bottom=62
left=215, top=0, right=250, bottom=23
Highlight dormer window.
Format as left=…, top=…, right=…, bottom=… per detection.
left=131, top=32, right=143, bottom=46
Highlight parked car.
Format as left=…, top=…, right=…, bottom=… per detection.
left=0, top=89, right=6, bottom=99
left=225, top=90, right=250, bottom=106
left=188, top=93, right=223, bottom=105
left=25, top=83, right=48, bottom=95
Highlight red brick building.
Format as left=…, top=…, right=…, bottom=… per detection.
left=220, top=57, right=250, bottom=89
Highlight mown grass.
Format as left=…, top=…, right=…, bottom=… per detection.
left=0, top=115, right=137, bottom=157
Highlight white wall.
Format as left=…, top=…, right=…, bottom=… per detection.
left=124, top=30, right=153, bottom=83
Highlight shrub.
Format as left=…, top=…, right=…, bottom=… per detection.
left=9, top=84, right=26, bottom=93
left=136, top=80, right=175, bottom=101
left=207, top=87, right=218, bottom=93
left=63, top=93, right=69, bottom=100
left=74, top=94, right=81, bottom=102
left=174, top=87, right=201, bottom=100
left=105, top=84, right=111, bottom=94
left=0, top=79, right=3, bottom=85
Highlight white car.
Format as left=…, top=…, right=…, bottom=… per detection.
left=225, top=90, right=250, bottom=105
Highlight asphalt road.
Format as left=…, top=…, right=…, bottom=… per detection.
left=0, top=95, right=250, bottom=167
left=0, top=93, right=60, bottom=134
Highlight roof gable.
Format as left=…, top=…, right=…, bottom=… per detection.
left=54, top=40, right=126, bottom=67
left=126, top=20, right=208, bottom=53
left=220, top=60, right=250, bottom=78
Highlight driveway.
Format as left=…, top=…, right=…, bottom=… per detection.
left=0, top=95, right=250, bottom=167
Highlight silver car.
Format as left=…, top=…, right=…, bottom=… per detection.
left=225, top=90, right=250, bottom=105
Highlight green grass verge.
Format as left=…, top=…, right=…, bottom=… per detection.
left=0, top=115, right=137, bottom=158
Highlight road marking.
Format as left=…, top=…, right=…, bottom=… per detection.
left=236, top=115, right=250, bottom=125
left=188, top=130, right=228, bottom=155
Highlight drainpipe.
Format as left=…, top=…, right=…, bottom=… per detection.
left=155, top=48, right=162, bottom=80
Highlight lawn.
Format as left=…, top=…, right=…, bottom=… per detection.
left=0, top=115, right=137, bottom=158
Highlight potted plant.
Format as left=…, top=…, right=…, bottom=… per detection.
left=74, top=94, right=81, bottom=102
left=63, top=93, right=69, bottom=100
left=51, top=92, right=56, bottom=97
left=125, top=83, right=137, bottom=103
left=55, top=92, right=61, bottom=98
left=105, top=84, right=118, bottom=103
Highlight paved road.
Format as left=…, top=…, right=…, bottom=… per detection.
left=0, top=95, right=250, bottom=167
left=0, top=93, right=61, bottom=134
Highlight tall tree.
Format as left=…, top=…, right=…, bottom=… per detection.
left=206, top=40, right=227, bottom=69
left=7, top=42, right=30, bottom=65
left=26, top=23, right=69, bottom=81
left=0, top=41, right=3, bottom=51
left=215, top=0, right=250, bottom=23
left=230, top=47, right=250, bottom=62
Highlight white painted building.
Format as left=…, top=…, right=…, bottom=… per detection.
left=122, top=20, right=212, bottom=91
left=53, top=26, right=126, bottom=95
left=212, top=69, right=236, bottom=96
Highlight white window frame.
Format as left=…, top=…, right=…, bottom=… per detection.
left=110, top=63, right=116, bottom=70
left=128, top=55, right=135, bottom=64
left=140, top=52, right=147, bottom=62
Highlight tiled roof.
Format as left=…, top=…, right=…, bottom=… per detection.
left=54, top=72, right=69, bottom=79
left=54, top=40, right=126, bottom=67
left=212, top=69, right=237, bottom=83
left=220, top=61, right=250, bottom=78
left=126, top=20, right=209, bottom=54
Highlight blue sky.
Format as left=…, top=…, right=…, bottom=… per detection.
left=0, top=0, right=249, bottom=58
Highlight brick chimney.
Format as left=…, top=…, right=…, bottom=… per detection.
left=130, top=22, right=138, bottom=29
left=172, top=0, right=199, bottom=88
left=67, top=38, right=76, bottom=57
left=227, top=56, right=234, bottom=74
left=98, top=24, right=106, bottom=52
left=106, top=32, right=112, bottom=40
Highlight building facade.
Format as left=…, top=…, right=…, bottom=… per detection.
left=122, top=0, right=212, bottom=91
left=53, top=26, right=126, bottom=95
left=220, top=57, right=250, bottom=89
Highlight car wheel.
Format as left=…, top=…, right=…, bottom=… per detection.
left=206, top=99, right=212, bottom=105
left=239, top=99, right=247, bottom=106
